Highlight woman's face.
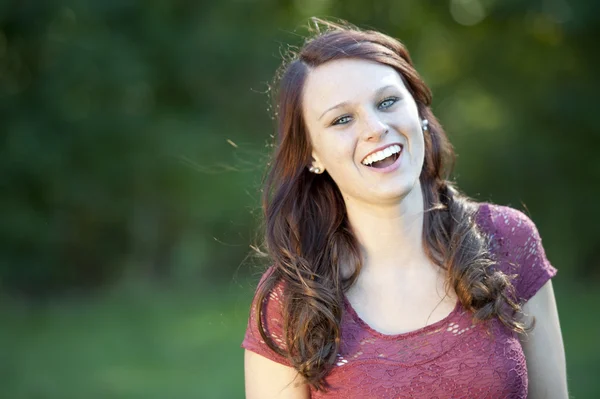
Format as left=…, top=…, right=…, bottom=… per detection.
left=302, top=58, right=425, bottom=205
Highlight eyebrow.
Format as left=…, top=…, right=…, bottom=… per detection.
left=317, top=84, right=397, bottom=121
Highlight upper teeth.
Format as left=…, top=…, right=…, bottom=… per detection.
left=362, top=145, right=402, bottom=166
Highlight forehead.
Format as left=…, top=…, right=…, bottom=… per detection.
left=302, top=58, right=406, bottom=116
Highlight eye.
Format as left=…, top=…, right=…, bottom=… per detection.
left=378, top=96, right=399, bottom=110
left=332, top=115, right=352, bottom=126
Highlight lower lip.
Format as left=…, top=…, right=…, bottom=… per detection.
left=363, top=149, right=403, bottom=174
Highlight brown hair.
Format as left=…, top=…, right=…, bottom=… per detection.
left=254, top=19, right=525, bottom=390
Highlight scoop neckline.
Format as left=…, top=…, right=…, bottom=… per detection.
left=342, top=294, right=463, bottom=340
left=340, top=202, right=490, bottom=340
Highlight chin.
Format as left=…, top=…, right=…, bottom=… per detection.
left=368, top=178, right=419, bottom=204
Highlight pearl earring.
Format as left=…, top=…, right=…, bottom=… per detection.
left=309, top=166, right=321, bottom=174
left=421, top=119, right=429, bottom=131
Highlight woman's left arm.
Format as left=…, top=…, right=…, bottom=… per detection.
left=519, top=280, right=569, bottom=399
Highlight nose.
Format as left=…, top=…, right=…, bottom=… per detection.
left=360, top=112, right=388, bottom=142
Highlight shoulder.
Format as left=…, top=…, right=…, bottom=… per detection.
left=475, top=202, right=539, bottom=240
left=247, top=265, right=287, bottom=335
left=242, top=266, right=291, bottom=366
left=475, top=202, right=557, bottom=303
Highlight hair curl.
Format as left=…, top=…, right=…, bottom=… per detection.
left=254, top=18, right=527, bottom=391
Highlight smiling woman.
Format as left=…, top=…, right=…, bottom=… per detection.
left=242, top=18, right=568, bottom=399
left=302, top=59, right=424, bottom=203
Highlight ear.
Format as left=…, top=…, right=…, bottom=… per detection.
left=309, top=151, right=326, bottom=174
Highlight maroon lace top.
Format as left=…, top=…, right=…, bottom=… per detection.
left=242, top=203, right=557, bottom=398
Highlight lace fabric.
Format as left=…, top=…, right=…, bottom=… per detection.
left=242, top=203, right=557, bottom=398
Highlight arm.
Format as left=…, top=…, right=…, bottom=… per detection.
left=244, top=350, right=310, bottom=399
left=519, top=280, right=569, bottom=399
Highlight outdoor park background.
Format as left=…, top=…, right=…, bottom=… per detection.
left=1, top=0, right=599, bottom=398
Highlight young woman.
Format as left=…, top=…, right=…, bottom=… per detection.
left=242, top=19, right=568, bottom=399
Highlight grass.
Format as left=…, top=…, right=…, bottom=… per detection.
left=0, top=278, right=598, bottom=398
left=0, top=281, right=253, bottom=399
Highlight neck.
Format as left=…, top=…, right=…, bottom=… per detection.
left=344, top=180, right=429, bottom=272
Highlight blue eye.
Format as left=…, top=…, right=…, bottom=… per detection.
left=379, top=97, right=399, bottom=109
left=332, top=115, right=352, bottom=126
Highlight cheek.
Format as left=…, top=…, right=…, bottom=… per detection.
left=415, top=129, right=425, bottom=150
left=412, top=129, right=424, bottom=150
left=318, top=133, right=357, bottom=167
left=413, top=133, right=426, bottom=166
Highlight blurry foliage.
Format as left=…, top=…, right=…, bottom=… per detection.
left=1, top=0, right=600, bottom=398
left=0, top=0, right=599, bottom=297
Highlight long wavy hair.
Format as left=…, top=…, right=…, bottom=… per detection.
left=254, top=19, right=526, bottom=390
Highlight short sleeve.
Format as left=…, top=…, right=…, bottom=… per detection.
left=241, top=266, right=292, bottom=366
left=477, top=203, right=558, bottom=303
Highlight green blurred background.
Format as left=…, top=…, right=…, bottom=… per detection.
left=1, top=0, right=598, bottom=398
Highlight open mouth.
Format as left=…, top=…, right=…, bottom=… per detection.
left=361, top=144, right=402, bottom=169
